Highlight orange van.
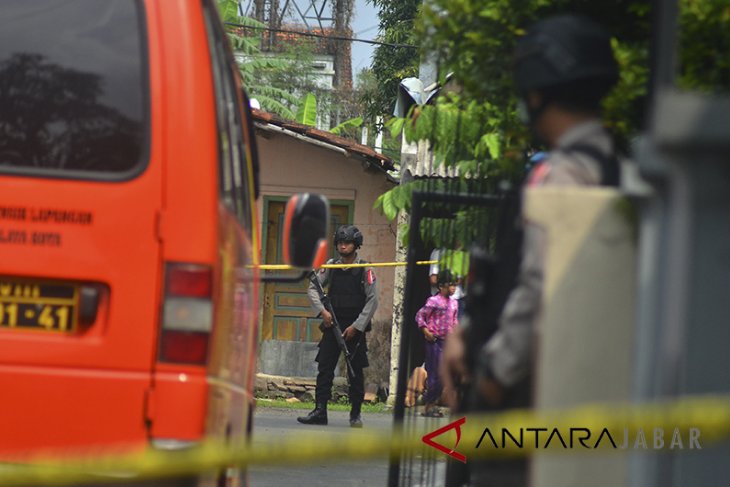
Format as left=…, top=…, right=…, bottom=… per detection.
left=0, top=0, right=309, bottom=481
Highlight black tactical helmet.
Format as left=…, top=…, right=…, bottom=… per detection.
left=514, top=14, right=619, bottom=96
left=334, top=225, right=363, bottom=248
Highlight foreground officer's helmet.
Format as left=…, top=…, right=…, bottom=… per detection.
left=334, top=225, right=363, bottom=248
left=514, top=14, right=619, bottom=95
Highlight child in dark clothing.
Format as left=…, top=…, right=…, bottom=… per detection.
left=415, top=271, right=458, bottom=417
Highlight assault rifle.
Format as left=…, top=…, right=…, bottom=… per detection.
left=308, top=270, right=356, bottom=381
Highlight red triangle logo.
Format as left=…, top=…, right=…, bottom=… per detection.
left=422, top=417, right=467, bottom=463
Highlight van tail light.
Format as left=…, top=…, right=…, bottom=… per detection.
left=159, top=263, right=213, bottom=365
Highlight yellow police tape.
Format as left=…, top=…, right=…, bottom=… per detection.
left=2, top=395, right=730, bottom=485
left=254, top=261, right=437, bottom=270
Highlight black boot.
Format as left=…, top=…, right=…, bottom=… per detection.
left=297, top=403, right=328, bottom=425
left=349, top=403, right=363, bottom=428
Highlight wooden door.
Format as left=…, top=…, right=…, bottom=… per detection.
left=262, top=200, right=351, bottom=342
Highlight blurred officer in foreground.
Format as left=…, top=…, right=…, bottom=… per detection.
left=298, top=225, right=378, bottom=428
left=441, top=13, right=620, bottom=486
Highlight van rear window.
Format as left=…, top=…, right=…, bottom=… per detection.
left=0, top=0, right=148, bottom=179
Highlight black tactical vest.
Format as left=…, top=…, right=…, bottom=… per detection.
left=328, top=267, right=366, bottom=327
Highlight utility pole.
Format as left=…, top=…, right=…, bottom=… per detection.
left=333, top=0, right=354, bottom=90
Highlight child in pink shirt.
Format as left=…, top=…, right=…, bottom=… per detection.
left=415, top=271, right=458, bottom=417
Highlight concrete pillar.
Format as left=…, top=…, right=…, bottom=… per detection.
left=387, top=209, right=409, bottom=405
left=387, top=130, right=418, bottom=405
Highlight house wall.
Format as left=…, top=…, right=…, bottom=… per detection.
left=256, top=130, right=397, bottom=326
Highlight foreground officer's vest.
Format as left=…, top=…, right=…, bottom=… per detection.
left=328, top=267, right=366, bottom=327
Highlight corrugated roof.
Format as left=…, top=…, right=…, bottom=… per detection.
left=251, top=108, right=395, bottom=173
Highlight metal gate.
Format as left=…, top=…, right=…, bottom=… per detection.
left=387, top=185, right=517, bottom=487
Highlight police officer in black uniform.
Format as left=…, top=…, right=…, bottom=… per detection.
left=297, top=225, right=378, bottom=428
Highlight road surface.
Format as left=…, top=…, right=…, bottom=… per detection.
left=249, top=407, right=448, bottom=487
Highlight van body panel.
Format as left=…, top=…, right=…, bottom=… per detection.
left=0, top=174, right=163, bottom=370
left=202, top=207, right=259, bottom=441
left=148, top=368, right=208, bottom=440
left=0, top=365, right=149, bottom=456
left=156, top=0, right=219, bottom=264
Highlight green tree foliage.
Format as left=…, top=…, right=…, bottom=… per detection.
left=413, top=0, right=655, bottom=167
left=216, top=0, right=323, bottom=119
left=295, top=93, right=318, bottom=126
left=330, top=116, right=364, bottom=135
left=412, top=0, right=730, bottom=168
left=355, top=68, right=402, bottom=161
left=361, top=0, right=421, bottom=122
left=293, top=92, right=363, bottom=136
left=677, top=1, right=730, bottom=92
left=356, top=1, right=422, bottom=166
left=375, top=0, right=730, bottom=252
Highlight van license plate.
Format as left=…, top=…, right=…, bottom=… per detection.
left=0, top=279, right=77, bottom=333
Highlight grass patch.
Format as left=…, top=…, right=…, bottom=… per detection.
left=256, top=398, right=391, bottom=414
